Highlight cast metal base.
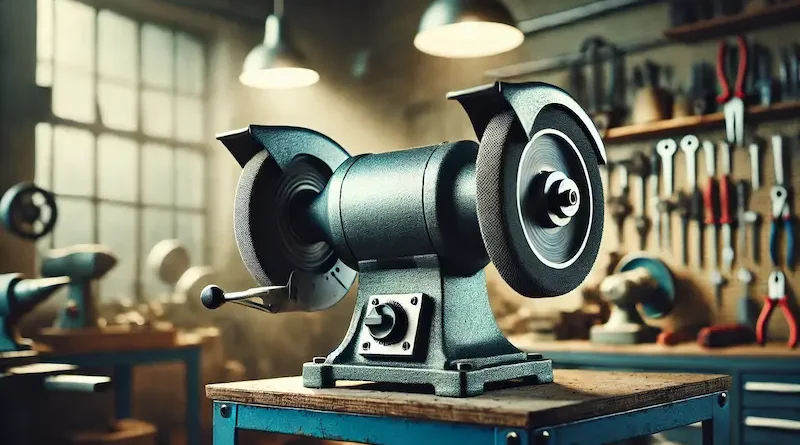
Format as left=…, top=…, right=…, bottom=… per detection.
left=302, top=356, right=554, bottom=397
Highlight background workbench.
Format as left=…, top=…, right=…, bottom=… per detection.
left=206, top=369, right=731, bottom=445
left=511, top=336, right=800, bottom=445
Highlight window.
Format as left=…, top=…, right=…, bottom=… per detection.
left=35, top=0, right=209, bottom=302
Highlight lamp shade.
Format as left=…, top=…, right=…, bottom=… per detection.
left=240, top=14, right=319, bottom=89
left=414, top=0, right=524, bottom=58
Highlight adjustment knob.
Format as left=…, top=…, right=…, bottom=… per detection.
left=364, top=302, right=408, bottom=345
left=201, top=285, right=226, bottom=309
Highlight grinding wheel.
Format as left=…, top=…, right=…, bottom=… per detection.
left=146, top=239, right=190, bottom=286
left=0, top=182, right=58, bottom=240
left=476, top=107, right=604, bottom=298
left=234, top=151, right=356, bottom=312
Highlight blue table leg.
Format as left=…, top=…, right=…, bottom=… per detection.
left=213, top=402, right=236, bottom=445
left=114, top=365, right=133, bottom=419
left=702, top=391, right=731, bottom=445
left=186, top=349, right=202, bottom=445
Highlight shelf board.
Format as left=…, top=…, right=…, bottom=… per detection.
left=664, top=0, right=800, bottom=43
left=603, top=101, right=800, bottom=144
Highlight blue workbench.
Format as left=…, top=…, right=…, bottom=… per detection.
left=206, top=369, right=731, bottom=445
left=40, top=338, right=203, bottom=445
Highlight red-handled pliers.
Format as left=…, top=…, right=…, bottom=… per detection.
left=716, top=35, right=748, bottom=148
left=756, top=270, right=798, bottom=348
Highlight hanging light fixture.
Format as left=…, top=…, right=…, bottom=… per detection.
left=240, top=0, right=319, bottom=89
left=414, top=0, right=524, bottom=58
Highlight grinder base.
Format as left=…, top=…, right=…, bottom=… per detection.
left=303, top=357, right=553, bottom=397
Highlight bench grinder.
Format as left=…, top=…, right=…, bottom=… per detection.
left=202, top=82, right=607, bottom=396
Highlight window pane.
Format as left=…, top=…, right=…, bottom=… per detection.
left=54, top=0, right=95, bottom=72
left=98, top=10, right=137, bottom=84
left=176, top=32, right=204, bottom=95
left=35, top=123, right=53, bottom=189
left=98, top=203, right=137, bottom=302
left=176, top=96, right=204, bottom=143
left=52, top=67, right=95, bottom=123
left=37, top=0, right=54, bottom=86
left=141, top=208, right=174, bottom=298
left=53, top=125, right=94, bottom=196
left=97, top=134, right=138, bottom=202
left=52, top=197, right=93, bottom=247
left=98, top=82, right=138, bottom=131
left=142, top=90, right=174, bottom=137
left=175, top=149, right=204, bottom=209
left=141, top=24, right=174, bottom=89
left=176, top=212, right=204, bottom=264
left=142, top=143, right=174, bottom=205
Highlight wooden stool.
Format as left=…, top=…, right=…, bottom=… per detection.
left=206, top=369, right=732, bottom=445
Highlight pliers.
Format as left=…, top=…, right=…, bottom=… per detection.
left=716, top=35, right=748, bottom=148
left=770, top=186, right=795, bottom=267
left=756, top=271, right=798, bottom=348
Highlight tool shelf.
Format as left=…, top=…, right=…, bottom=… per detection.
left=604, top=101, right=800, bottom=144
left=664, top=0, right=800, bottom=43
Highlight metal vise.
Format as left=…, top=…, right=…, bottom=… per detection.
left=0, top=273, right=69, bottom=352
left=42, top=245, right=117, bottom=329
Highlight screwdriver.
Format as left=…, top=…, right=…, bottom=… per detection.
left=703, top=141, right=719, bottom=271
left=720, top=142, right=734, bottom=273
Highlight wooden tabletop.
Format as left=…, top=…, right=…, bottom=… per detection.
left=510, top=337, right=800, bottom=358
left=206, top=369, right=730, bottom=428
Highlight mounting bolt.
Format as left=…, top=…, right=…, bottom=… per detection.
left=506, top=431, right=521, bottom=445
left=220, top=404, right=230, bottom=418
left=456, top=362, right=473, bottom=371
left=362, top=342, right=370, bottom=350
left=410, top=296, right=418, bottom=305
left=371, top=298, right=379, bottom=305
left=401, top=341, right=411, bottom=351
left=535, top=430, right=550, bottom=444
left=312, top=356, right=326, bottom=364
left=718, top=392, right=728, bottom=407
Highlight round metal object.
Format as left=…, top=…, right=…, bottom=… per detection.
left=0, top=182, right=58, bottom=240
left=146, top=239, right=191, bottom=286
left=615, top=252, right=675, bottom=319
left=234, top=151, right=355, bottom=312
left=475, top=106, right=604, bottom=297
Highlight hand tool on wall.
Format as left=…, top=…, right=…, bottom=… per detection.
left=744, top=210, right=762, bottom=263
left=736, top=267, right=756, bottom=328
left=720, top=142, right=735, bottom=272
left=657, top=198, right=676, bottom=249
left=755, top=270, right=797, bottom=348
left=716, top=35, right=748, bottom=149
left=650, top=152, right=661, bottom=249
left=703, top=140, right=719, bottom=271
left=630, top=152, right=650, bottom=249
left=681, top=135, right=701, bottom=265
left=42, top=245, right=118, bottom=330
left=676, top=192, right=691, bottom=265
left=769, top=135, right=795, bottom=268
left=656, top=139, right=677, bottom=197
left=737, top=180, right=748, bottom=261
left=590, top=253, right=675, bottom=344
left=608, top=163, right=632, bottom=251
left=748, top=141, right=761, bottom=190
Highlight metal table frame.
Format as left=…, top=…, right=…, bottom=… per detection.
left=42, top=345, right=202, bottom=445
left=210, top=390, right=731, bottom=445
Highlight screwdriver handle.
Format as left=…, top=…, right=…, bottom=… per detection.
left=691, top=189, right=704, bottom=223
left=720, top=174, right=732, bottom=224
left=704, top=177, right=718, bottom=225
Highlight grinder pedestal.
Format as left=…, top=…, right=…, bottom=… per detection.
left=303, top=257, right=552, bottom=397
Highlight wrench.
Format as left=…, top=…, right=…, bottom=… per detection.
left=736, top=267, right=755, bottom=327
left=656, top=139, right=677, bottom=196
left=703, top=140, right=719, bottom=270
left=720, top=142, right=735, bottom=272
left=736, top=180, right=747, bottom=260
left=680, top=135, right=700, bottom=191
left=748, top=141, right=761, bottom=190
left=681, top=135, right=701, bottom=266
left=743, top=211, right=762, bottom=264
left=630, top=152, right=650, bottom=250
left=650, top=151, right=661, bottom=249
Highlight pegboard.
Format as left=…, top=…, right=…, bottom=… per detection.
left=602, top=118, right=800, bottom=341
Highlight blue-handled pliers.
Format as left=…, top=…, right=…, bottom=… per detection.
left=770, top=185, right=795, bottom=267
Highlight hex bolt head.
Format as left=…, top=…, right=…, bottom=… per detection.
left=506, top=431, right=521, bottom=445
left=410, top=296, right=418, bottom=306
left=718, top=392, right=728, bottom=407
left=220, top=404, right=230, bottom=418
left=362, top=342, right=370, bottom=350
left=371, top=298, right=379, bottom=305
left=401, top=341, right=410, bottom=350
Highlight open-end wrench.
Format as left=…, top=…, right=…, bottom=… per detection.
left=630, top=152, right=650, bottom=250
left=681, top=135, right=700, bottom=265
left=676, top=192, right=691, bottom=265
left=649, top=151, right=661, bottom=249
left=720, top=142, right=735, bottom=272
left=748, top=141, right=761, bottom=190
left=656, top=139, right=677, bottom=196
left=608, top=162, right=632, bottom=251
left=681, top=135, right=700, bottom=191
